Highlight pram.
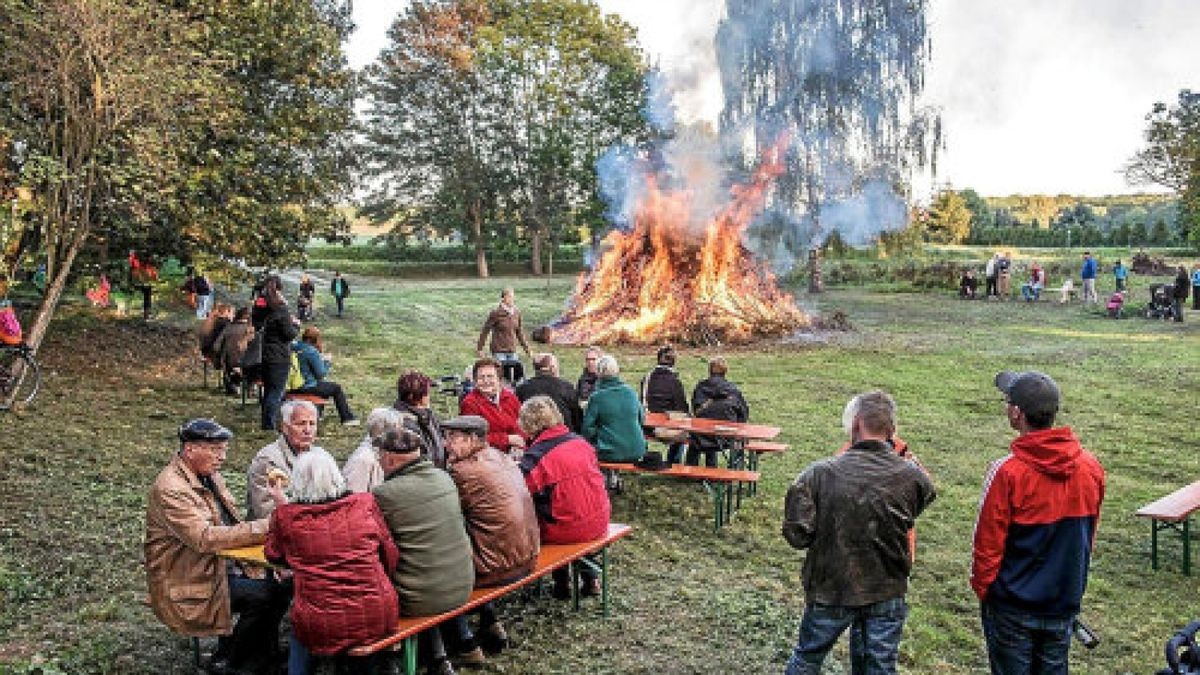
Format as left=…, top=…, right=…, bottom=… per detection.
left=296, top=295, right=313, bottom=321
left=1145, top=283, right=1176, bottom=320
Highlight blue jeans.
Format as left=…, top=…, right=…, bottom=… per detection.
left=980, top=603, right=1072, bottom=675
left=288, top=637, right=312, bottom=675
left=1021, top=284, right=1041, bottom=302
left=785, top=598, right=908, bottom=675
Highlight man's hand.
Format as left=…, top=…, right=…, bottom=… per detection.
left=507, top=434, right=526, bottom=450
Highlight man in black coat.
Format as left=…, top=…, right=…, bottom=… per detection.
left=689, top=357, right=749, bottom=467
left=516, top=353, right=583, bottom=432
left=1173, top=266, right=1190, bottom=323
left=640, top=345, right=690, bottom=464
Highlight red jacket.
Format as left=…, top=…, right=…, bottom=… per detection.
left=518, top=425, right=610, bottom=544
left=264, top=493, right=399, bottom=655
left=460, top=388, right=525, bottom=453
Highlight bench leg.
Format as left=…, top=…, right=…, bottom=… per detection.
left=711, top=482, right=725, bottom=531
left=192, top=637, right=201, bottom=668
left=1152, top=520, right=1159, bottom=570
left=748, top=452, right=759, bottom=496
left=571, top=561, right=580, bottom=611
left=202, top=360, right=209, bottom=388
left=1185, top=518, right=1191, bottom=577
left=601, top=546, right=610, bottom=618
left=403, top=636, right=417, bottom=675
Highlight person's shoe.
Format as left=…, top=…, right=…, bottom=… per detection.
left=342, top=418, right=360, bottom=427
left=552, top=578, right=572, bottom=600
left=478, top=622, right=508, bottom=655
left=452, top=646, right=486, bottom=669
left=580, top=578, right=603, bottom=597
left=426, top=657, right=456, bottom=675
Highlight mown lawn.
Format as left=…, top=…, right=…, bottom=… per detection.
left=1, top=268, right=1197, bottom=674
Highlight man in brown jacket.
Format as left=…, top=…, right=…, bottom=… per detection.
left=443, top=414, right=540, bottom=656
left=144, top=419, right=289, bottom=674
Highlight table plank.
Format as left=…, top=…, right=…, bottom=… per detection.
left=644, top=412, right=781, bottom=440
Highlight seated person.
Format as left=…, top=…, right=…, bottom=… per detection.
left=289, top=326, right=358, bottom=426
left=144, top=419, right=289, bottom=675
left=689, top=357, right=749, bottom=467
left=576, top=346, right=602, bottom=403
left=459, top=357, right=525, bottom=455
left=1106, top=290, right=1126, bottom=318
left=212, top=307, right=254, bottom=396
left=198, top=303, right=234, bottom=361
left=518, top=396, right=611, bottom=598
left=344, top=407, right=405, bottom=493
left=639, top=344, right=690, bottom=464
left=1021, top=263, right=1045, bottom=302
left=372, top=428, right=475, bottom=675
left=246, top=400, right=325, bottom=520
left=959, top=270, right=978, bottom=299
left=442, top=415, right=541, bottom=656
left=582, top=355, right=646, bottom=463
left=394, top=370, right=448, bottom=468
left=265, top=449, right=399, bottom=675
left=515, top=353, right=583, bottom=432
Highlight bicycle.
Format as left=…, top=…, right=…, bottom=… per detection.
left=0, top=342, right=40, bottom=410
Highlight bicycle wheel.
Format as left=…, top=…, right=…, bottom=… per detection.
left=0, top=346, right=40, bottom=409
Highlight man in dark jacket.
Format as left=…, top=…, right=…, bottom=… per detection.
left=516, top=353, right=583, bottom=432
left=782, top=391, right=935, bottom=674
left=575, top=346, right=602, bottom=403
left=330, top=270, right=350, bottom=317
left=1172, top=266, right=1190, bottom=322
left=973, top=371, right=1105, bottom=675
left=689, top=357, right=749, bottom=467
left=640, top=345, right=689, bottom=463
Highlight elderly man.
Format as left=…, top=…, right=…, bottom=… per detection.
left=145, top=419, right=289, bottom=675
left=689, top=357, right=749, bottom=467
left=373, top=427, right=475, bottom=675
left=247, top=399, right=323, bottom=520
left=343, top=407, right=406, bottom=493
left=516, top=353, right=583, bottom=432
left=781, top=392, right=936, bottom=674
left=443, top=415, right=540, bottom=656
left=576, top=346, right=602, bottom=403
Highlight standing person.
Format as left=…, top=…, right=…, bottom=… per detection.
left=394, top=369, right=448, bottom=468
left=459, top=358, right=525, bottom=456
left=246, top=400, right=325, bottom=520
left=576, top=346, right=602, bottom=403
left=253, top=275, right=299, bottom=431
left=194, top=269, right=214, bottom=319
left=581, top=355, right=647, bottom=464
left=1192, top=264, right=1200, bottom=311
left=639, top=345, right=690, bottom=464
left=781, top=391, right=936, bottom=675
left=959, top=269, right=978, bottom=299
left=288, top=326, right=358, bottom=426
left=973, top=371, right=1105, bottom=675
left=476, top=288, right=532, bottom=384
left=1172, top=266, right=1190, bottom=322
left=985, top=253, right=1000, bottom=299
left=264, top=449, right=399, bottom=675
left=997, top=254, right=1012, bottom=300
left=1112, top=259, right=1128, bottom=292
left=297, top=273, right=315, bottom=321
left=330, top=270, right=350, bottom=318
left=144, top=419, right=290, bottom=675
left=689, top=357, right=749, bottom=468
left=516, top=353, right=583, bottom=432
left=1080, top=251, right=1098, bottom=304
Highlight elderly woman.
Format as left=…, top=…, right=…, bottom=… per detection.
left=343, top=407, right=406, bottom=493
left=519, top=396, right=611, bottom=598
left=582, top=355, right=646, bottom=463
left=394, top=369, right=447, bottom=468
left=265, top=448, right=399, bottom=675
left=459, top=358, right=525, bottom=455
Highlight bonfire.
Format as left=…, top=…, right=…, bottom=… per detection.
left=545, top=143, right=808, bottom=346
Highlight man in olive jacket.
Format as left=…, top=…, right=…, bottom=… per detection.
left=781, top=391, right=935, bottom=674
left=145, top=419, right=289, bottom=674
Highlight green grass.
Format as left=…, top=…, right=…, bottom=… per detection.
left=0, top=267, right=1198, bottom=673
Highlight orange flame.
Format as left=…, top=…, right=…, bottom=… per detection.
left=549, top=139, right=807, bottom=345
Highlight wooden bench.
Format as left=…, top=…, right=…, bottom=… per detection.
left=744, top=441, right=788, bottom=494
left=344, top=523, right=632, bottom=674
left=598, top=462, right=759, bottom=532
left=283, top=391, right=331, bottom=416
left=1136, top=480, right=1200, bottom=575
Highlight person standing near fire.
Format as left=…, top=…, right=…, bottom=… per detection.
left=477, top=288, right=532, bottom=384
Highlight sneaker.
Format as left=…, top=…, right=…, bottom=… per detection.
left=342, top=418, right=361, bottom=427
left=581, top=578, right=603, bottom=597
left=426, top=658, right=456, bottom=675
left=479, top=623, right=508, bottom=655
left=452, top=646, right=485, bottom=669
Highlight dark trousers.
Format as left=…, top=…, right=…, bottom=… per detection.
left=260, top=360, right=290, bottom=430
left=980, top=603, right=1072, bottom=675
left=1173, top=298, right=1185, bottom=322
left=139, top=285, right=153, bottom=320
left=292, top=381, right=355, bottom=422
left=216, top=574, right=291, bottom=672
left=666, top=442, right=686, bottom=464
left=986, top=276, right=998, bottom=297
left=1193, top=287, right=1200, bottom=310
left=686, top=443, right=719, bottom=468
left=334, top=295, right=345, bottom=316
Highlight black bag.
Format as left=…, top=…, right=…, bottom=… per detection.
left=239, top=330, right=264, bottom=371
left=1159, top=621, right=1200, bottom=674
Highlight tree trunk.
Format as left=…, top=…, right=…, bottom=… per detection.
left=469, top=203, right=489, bottom=279
left=530, top=226, right=543, bottom=276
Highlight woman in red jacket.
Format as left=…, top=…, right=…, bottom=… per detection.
left=459, top=358, right=526, bottom=455
left=265, top=449, right=399, bottom=674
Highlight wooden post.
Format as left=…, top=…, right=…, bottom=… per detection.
left=808, top=247, right=824, bottom=293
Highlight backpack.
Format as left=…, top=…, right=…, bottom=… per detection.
left=286, top=351, right=306, bottom=390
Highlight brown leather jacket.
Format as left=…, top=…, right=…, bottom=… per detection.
left=447, top=446, right=541, bottom=587
left=144, top=455, right=268, bottom=636
left=476, top=305, right=529, bottom=355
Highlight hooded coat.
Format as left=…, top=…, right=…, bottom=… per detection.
left=971, top=427, right=1106, bottom=618
left=690, top=376, right=749, bottom=453
left=519, top=425, right=611, bottom=544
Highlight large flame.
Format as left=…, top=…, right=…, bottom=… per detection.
left=548, top=142, right=807, bottom=345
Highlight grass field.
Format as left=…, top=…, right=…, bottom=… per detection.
left=1, top=266, right=1198, bottom=674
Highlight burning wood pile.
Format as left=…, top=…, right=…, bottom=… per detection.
left=542, top=144, right=808, bottom=346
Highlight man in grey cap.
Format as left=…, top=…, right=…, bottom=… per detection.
left=972, top=371, right=1105, bottom=675
left=145, top=419, right=289, bottom=674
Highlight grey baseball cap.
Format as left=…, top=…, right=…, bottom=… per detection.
left=994, top=371, right=1060, bottom=418
left=441, top=415, right=489, bottom=437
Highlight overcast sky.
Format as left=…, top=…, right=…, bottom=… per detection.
left=346, top=0, right=1200, bottom=197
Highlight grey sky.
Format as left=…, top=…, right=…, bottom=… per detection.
left=347, top=0, right=1200, bottom=197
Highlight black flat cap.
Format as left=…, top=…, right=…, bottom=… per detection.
left=178, top=418, right=233, bottom=443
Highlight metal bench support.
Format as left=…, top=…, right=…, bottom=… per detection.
left=1151, top=518, right=1191, bottom=575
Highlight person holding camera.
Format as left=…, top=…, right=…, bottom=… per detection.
left=972, top=371, right=1106, bottom=674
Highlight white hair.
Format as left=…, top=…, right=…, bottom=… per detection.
left=366, top=407, right=404, bottom=439
left=280, top=399, right=318, bottom=426
left=290, top=448, right=346, bottom=503
left=842, top=395, right=861, bottom=436
left=596, top=354, right=620, bottom=378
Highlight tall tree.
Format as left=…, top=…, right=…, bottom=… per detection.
left=925, top=190, right=971, bottom=244
left=1126, top=90, right=1200, bottom=247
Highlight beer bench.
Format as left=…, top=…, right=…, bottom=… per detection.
left=744, top=441, right=788, bottom=495
left=1136, top=481, right=1200, bottom=575
left=345, top=523, right=632, bottom=674
left=283, top=391, right=331, bottom=416
left=598, top=462, right=759, bottom=532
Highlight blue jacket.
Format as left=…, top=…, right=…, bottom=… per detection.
left=1113, top=264, right=1127, bottom=281
left=292, top=342, right=328, bottom=388
left=1080, top=257, right=1097, bottom=280
left=1192, top=269, right=1200, bottom=286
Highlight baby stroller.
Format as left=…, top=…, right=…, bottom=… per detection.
left=1145, top=284, right=1176, bottom=320
left=1157, top=620, right=1200, bottom=674
left=296, top=294, right=313, bottom=321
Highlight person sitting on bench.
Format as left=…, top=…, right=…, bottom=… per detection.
left=460, top=358, right=525, bottom=456
left=344, top=407, right=406, bottom=494
left=639, top=344, right=690, bottom=464
left=212, top=307, right=254, bottom=396
left=582, top=355, right=647, bottom=466
left=689, top=357, right=749, bottom=468
left=289, top=326, right=358, bottom=426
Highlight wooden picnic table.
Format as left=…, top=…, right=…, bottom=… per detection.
left=598, top=462, right=759, bottom=531
left=643, top=412, right=782, bottom=505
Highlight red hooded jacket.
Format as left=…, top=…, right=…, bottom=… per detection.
left=265, top=492, right=399, bottom=654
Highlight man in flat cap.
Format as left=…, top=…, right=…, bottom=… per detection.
left=972, top=371, right=1106, bottom=674
left=145, top=419, right=289, bottom=674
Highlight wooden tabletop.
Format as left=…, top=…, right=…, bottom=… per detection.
left=644, top=412, right=781, bottom=441
left=599, top=461, right=759, bottom=483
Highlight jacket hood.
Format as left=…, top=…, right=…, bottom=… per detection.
left=1010, top=426, right=1083, bottom=479
left=696, top=376, right=736, bottom=400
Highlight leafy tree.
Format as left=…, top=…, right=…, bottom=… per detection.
left=1149, top=219, right=1172, bottom=245
left=959, top=188, right=994, bottom=230
left=926, top=190, right=971, bottom=243
left=1129, top=221, right=1149, bottom=246
left=1126, top=90, right=1200, bottom=247
left=1109, top=222, right=1130, bottom=246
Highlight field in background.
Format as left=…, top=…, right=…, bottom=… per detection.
left=0, top=265, right=1198, bottom=673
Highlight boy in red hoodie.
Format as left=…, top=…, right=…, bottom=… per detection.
left=972, top=371, right=1105, bottom=674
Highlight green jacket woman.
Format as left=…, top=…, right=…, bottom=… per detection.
left=582, top=356, right=647, bottom=462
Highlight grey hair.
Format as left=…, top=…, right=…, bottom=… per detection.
left=280, top=399, right=318, bottom=426
left=843, top=390, right=897, bottom=437
left=519, top=395, right=564, bottom=438
left=366, top=407, right=404, bottom=440
left=596, top=354, right=619, bottom=377
left=290, top=448, right=346, bottom=503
